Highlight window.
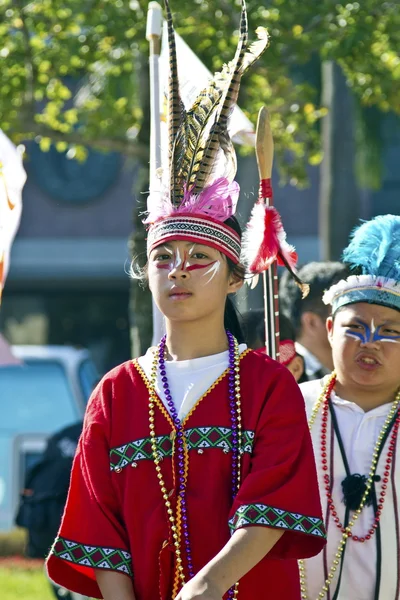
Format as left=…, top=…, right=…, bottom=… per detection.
left=0, top=361, right=79, bottom=432
left=79, top=358, right=100, bottom=403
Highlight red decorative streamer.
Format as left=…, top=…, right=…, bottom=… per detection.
left=259, top=178, right=273, bottom=200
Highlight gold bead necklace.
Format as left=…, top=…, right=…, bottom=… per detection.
left=148, top=337, right=243, bottom=595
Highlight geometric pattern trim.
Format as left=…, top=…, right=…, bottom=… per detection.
left=229, top=504, right=327, bottom=539
left=51, top=537, right=133, bottom=577
left=110, top=427, right=255, bottom=471
left=147, top=215, right=242, bottom=265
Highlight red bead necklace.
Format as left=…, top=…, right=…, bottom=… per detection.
left=320, top=376, right=400, bottom=543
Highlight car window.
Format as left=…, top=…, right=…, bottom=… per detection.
left=78, top=358, right=100, bottom=403
left=0, top=361, right=79, bottom=432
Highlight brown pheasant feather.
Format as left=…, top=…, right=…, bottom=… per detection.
left=171, top=65, right=230, bottom=202
left=164, top=0, right=186, bottom=206
left=190, top=0, right=249, bottom=194
left=161, top=0, right=269, bottom=208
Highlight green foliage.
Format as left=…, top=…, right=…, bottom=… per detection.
left=0, top=0, right=399, bottom=183
left=0, top=561, right=58, bottom=600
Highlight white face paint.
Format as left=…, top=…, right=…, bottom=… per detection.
left=174, top=247, right=182, bottom=269
left=203, top=259, right=221, bottom=284
left=371, top=319, right=376, bottom=334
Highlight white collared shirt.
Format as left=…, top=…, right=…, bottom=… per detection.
left=300, top=378, right=397, bottom=600
left=295, top=342, right=329, bottom=379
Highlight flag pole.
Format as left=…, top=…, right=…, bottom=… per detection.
left=146, top=2, right=165, bottom=346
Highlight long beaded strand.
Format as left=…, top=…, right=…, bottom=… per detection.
left=227, top=331, right=242, bottom=600
left=159, top=335, right=195, bottom=578
left=149, top=332, right=242, bottom=595
left=148, top=346, right=187, bottom=585
left=299, top=373, right=400, bottom=600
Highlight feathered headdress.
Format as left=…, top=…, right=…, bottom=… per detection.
left=323, top=214, right=400, bottom=313
left=146, top=0, right=269, bottom=263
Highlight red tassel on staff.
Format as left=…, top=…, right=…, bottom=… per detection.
left=245, top=201, right=298, bottom=274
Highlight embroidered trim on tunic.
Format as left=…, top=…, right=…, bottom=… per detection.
left=229, top=504, right=327, bottom=539
left=51, top=537, right=133, bottom=576
left=109, top=427, right=255, bottom=471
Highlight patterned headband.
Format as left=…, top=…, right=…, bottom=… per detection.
left=323, top=215, right=400, bottom=314
left=147, top=214, right=241, bottom=264
left=323, top=275, right=400, bottom=314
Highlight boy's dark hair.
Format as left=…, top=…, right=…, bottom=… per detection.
left=279, top=261, right=349, bottom=336
left=242, top=308, right=296, bottom=349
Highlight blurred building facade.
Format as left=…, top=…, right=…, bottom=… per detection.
left=2, top=113, right=399, bottom=371
left=1, top=143, right=135, bottom=373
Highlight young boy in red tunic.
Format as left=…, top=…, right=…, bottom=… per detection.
left=46, top=2, right=325, bottom=598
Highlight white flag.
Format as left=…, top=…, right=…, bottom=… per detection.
left=0, top=130, right=26, bottom=299
left=159, top=23, right=255, bottom=146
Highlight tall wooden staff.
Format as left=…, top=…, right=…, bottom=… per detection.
left=146, top=2, right=165, bottom=345
left=254, top=107, right=280, bottom=360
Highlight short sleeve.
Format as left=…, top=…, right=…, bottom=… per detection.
left=46, top=377, right=132, bottom=598
left=228, top=366, right=326, bottom=559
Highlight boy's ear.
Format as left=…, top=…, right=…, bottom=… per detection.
left=326, top=316, right=334, bottom=346
left=287, top=355, right=305, bottom=382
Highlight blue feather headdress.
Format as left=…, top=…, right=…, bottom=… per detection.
left=323, top=214, right=400, bottom=313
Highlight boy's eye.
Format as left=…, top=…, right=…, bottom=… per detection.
left=383, top=328, right=400, bottom=335
left=192, top=252, right=208, bottom=259
left=347, top=323, right=363, bottom=330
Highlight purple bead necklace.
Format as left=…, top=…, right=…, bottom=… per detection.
left=148, top=331, right=242, bottom=596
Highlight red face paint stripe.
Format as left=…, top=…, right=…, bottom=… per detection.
left=186, top=260, right=217, bottom=272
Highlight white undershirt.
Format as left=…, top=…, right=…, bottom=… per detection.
left=301, top=378, right=395, bottom=600
left=138, top=344, right=247, bottom=420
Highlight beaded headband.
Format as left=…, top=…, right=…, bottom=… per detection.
left=323, top=274, right=400, bottom=314
left=147, top=213, right=241, bottom=264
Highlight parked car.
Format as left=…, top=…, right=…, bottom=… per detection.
left=0, top=345, right=99, bottom=531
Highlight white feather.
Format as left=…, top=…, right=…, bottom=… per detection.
left=323, top=274, right=400, bottom=305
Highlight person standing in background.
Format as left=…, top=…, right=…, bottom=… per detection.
left=280, top=262, right=348, bottom=380
left=242, top=309, right=307, bottom=383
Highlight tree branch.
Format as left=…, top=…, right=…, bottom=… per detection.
left=10, top=121, right=149, bottom=158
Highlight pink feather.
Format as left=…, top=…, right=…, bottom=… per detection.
left=144, top=177, right=239, bottom=224
left=179, top=177, right=239, bottom=221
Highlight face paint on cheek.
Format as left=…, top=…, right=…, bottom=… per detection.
left=345, top=329, right=368, bottom=344
left=203, top=260, right=221, bottom=284
left=344, top=319, right=400, bottom=344
left=186, top=260, right=218, bottom=273
left=373, top=331, right=400, bottom=344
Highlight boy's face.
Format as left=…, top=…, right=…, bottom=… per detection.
left=327, top=302, right=400, bottom=395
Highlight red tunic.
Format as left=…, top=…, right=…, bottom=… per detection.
left=46, top=350, right=326, bottom=599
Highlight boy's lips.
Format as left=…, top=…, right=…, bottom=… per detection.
left=355, top=352, right=382, bottom=370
